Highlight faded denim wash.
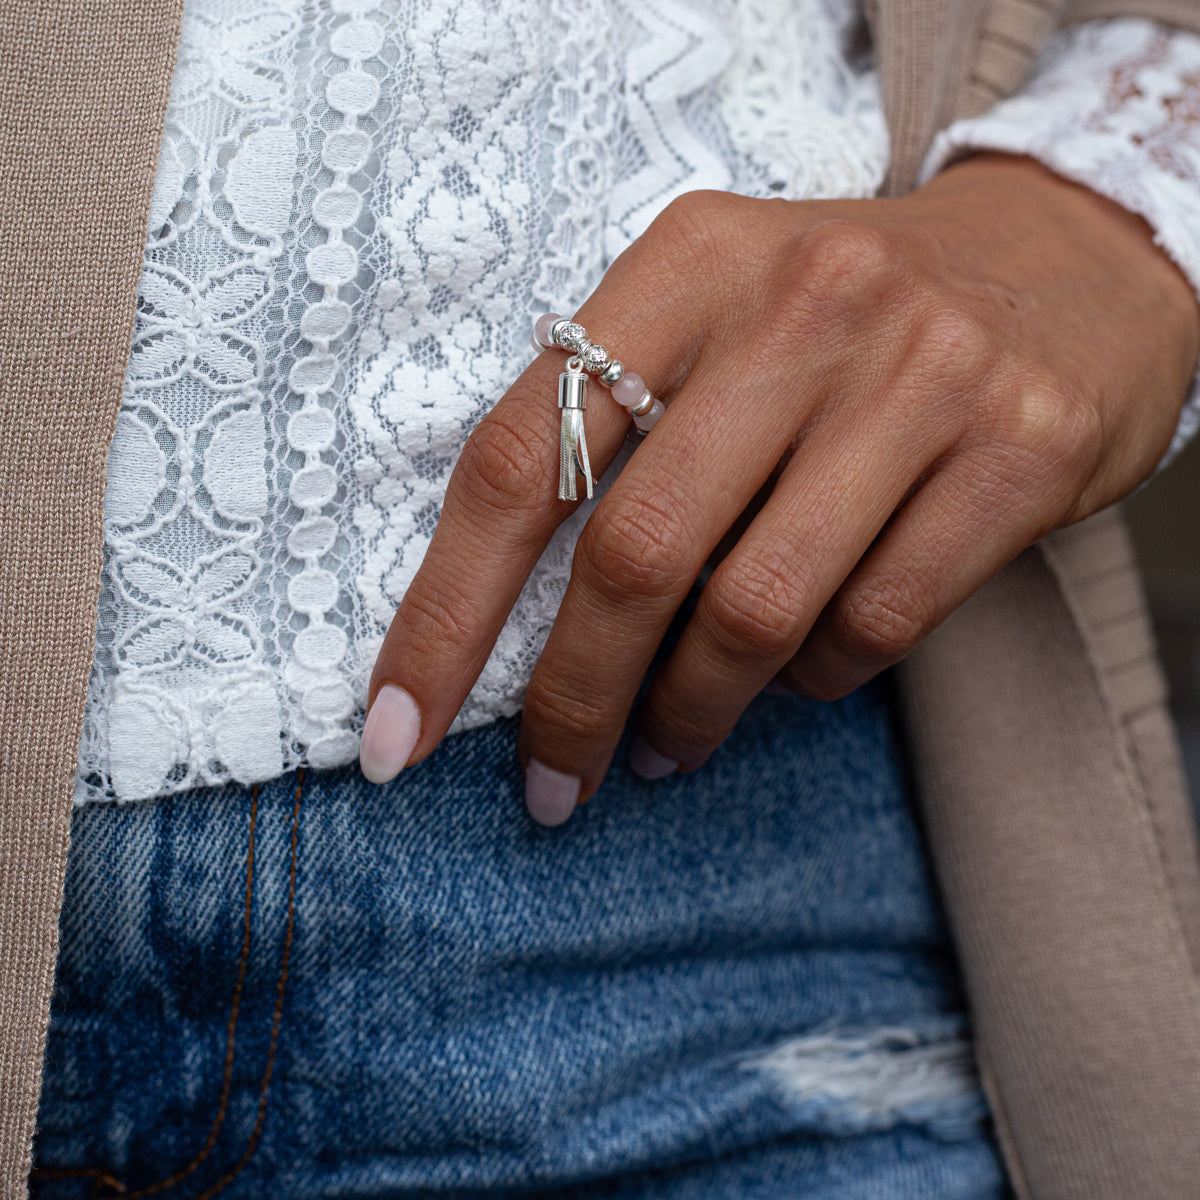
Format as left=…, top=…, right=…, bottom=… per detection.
left=32, top=662, right=1007, bottom=1198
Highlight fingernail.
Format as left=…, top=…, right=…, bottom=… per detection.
left=629, top=735, right=678, bottom=781
left=525, top=758, right=580, bottom=827
left=359, top=684, right=421, bottom=784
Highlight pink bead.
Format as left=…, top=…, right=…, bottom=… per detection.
left=533, top=313, right=562, bottom=350
left=611, top=372, right=646, bottom=408
left=632, top=397, right=665, bottom=433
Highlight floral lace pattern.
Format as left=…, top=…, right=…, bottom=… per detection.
left=343, top=0, right=890, bottom=741
left=80, top=0, right=888, bottom=804
left=81, top=2, right=306, bottom=803
left=922, top=18, right=1200, bottom=472
left=82, top=4, right=1200, bottom=803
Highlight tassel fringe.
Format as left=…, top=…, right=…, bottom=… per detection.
left=558, top=406, right=593, bottom=501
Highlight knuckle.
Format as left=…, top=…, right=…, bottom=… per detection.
left=400, top=574, right=479, bottom=656
left=908, top=305, right=995, bottom=380
left=522, top=669, right=613, bottom=745
left=578, top=498, right=687, bottom=601
left=1011, top=383, right=1101, bottom=468
left=651, top=190, right=737, bottom=258
left=644, top=191, right=768, bottom=294
left=703, top=549, right=808, bottom=658
left=831, top=582, right=930, bottom=665
left=981, top=379, right=1103, bottom=495
left=456, top=410, right=555, bottom=516
left=795, top=220, right=902, bottom=306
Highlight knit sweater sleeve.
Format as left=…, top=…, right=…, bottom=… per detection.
left=920, top=18, right=1200, bottom=474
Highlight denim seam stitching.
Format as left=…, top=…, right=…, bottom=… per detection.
left=34, top=771, right=303, bottom=1200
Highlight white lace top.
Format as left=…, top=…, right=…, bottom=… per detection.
left=78, top=0, right=1200, bottom=805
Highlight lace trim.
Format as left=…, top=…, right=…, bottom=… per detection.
left=720, top=0, right=886, bottom=200
left=280, top=9, right=386, bottom=769
left=79, top=2, right=306, bottom=803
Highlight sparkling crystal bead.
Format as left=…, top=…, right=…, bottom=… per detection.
left=555, top=322, right=587, bottom=353
left=580, top=342, right=610, bottom=374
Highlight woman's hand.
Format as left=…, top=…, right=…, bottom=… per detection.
left=360, top=153, right=1200, bottom=823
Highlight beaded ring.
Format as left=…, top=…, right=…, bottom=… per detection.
left=531, top=313, right=665, bottom=501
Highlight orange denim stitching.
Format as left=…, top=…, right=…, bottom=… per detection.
left=34, top=770, right=304, bottom=1200
left=107, top=784, right=263, bottom=1199
left=33, top=783, right=261, bottom=1200
left=29, top=1167, right=126, bottom=1195
left=185, top=768, right=304, bottom=1200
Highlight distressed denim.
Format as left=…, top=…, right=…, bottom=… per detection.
left=31, top=674, right=1007, bottom=1199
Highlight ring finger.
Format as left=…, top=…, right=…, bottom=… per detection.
left=629, top=384, right=962, bottom=776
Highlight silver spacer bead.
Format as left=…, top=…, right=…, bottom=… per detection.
left=630, top=390, right=655, bottom=417
left=600, top=360, right=624, bottom=387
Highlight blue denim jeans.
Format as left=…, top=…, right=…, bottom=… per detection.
left=31, top=675, right=1007, bottom=1199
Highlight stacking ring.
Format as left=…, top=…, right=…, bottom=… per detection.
left=531, top=313, right=666, bottom=502
left=531, top=314, right=665, bottom=431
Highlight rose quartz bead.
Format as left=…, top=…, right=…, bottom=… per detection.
left=632, top=397, right=665, bottom=433
left=611, top=372, right=647, bottom=408
left=532, top=313, right=562, bottom=350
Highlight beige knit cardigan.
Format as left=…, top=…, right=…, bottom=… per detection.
left=4, top=1, right=1200, bottom=1196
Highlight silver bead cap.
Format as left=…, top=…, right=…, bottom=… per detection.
left=558, top=364, right=587, bottom=410
left=600, top=360, right=624, bottom=387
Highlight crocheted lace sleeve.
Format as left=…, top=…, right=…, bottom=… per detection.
left=921, top=19, right=1200, bottom=474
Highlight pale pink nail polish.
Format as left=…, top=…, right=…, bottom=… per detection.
left=629, top=735, right=678, bottom=781
left=525, top=758, right=580, bottom=827
left=359, top=684, right=421, bottom=784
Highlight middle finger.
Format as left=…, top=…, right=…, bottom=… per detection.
left=515, top=345, right=838, bottom=802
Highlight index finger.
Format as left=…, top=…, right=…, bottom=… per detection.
left=359, top=265, right=699, bottom=784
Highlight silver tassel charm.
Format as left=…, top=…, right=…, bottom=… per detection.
left=557, top=357, right=594, bottom=501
